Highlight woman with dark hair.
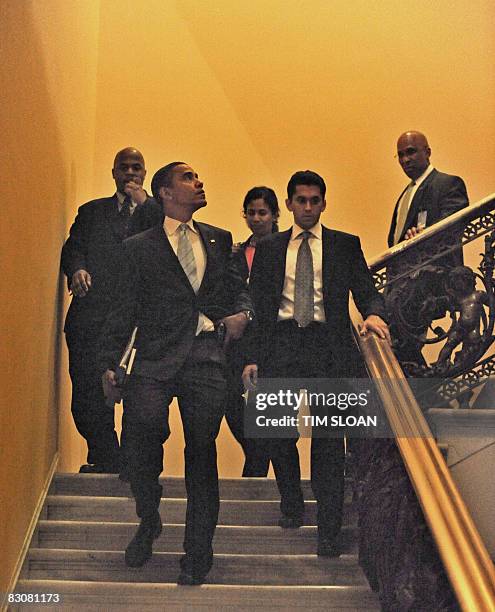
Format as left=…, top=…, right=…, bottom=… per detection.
left=234, top=186, right=280, bottom=274
left=226, top=186, right=280, bottom=477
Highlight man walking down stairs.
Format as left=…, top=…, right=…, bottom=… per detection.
left=13, top=473, right=379, bottom=610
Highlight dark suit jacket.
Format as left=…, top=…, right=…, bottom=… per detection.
left=388, top=169, right=468, bottom=248
left=246, top=226, right=386, bottom=375
left=97, top=222, right=253, bottom=380
left=61, top=195, right=162, bottom=335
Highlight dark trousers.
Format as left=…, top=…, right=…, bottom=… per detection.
left=123, top=334, right=226, bottom=576
left=264, top=320, right=345, bottom=540
left=225, top=390, right=270, bottom=477
left=66, top=331, right=120, bottom=466
left=224, top=339, right=270, bottom=476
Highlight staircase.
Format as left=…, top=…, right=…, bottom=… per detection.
left=14, top=474, right=379, bottom=610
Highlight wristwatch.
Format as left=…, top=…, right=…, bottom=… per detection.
left=242, top=310, right=254, bottom=322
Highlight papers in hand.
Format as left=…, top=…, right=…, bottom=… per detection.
left=102, top=326, right=138, bottom=406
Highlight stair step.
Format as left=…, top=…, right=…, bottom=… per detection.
left=45, top=496, right=355, bottom=526
left=52, top=474, right=340, bottom=500
left=15, top=579, right=380, bottom=610
left=26, top=549, right=368, bottom=586
left=35, top=521, right=358, bottom=554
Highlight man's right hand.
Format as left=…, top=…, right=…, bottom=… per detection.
left=124, top=180, right=148, bottom=205
left=71, top=269, right=92, bottom=297
left=242, top=364, right=258, bottom=391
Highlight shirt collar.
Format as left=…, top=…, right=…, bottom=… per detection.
left=163, top=216, right=197, bottom=236
left=116, top=191, right=131, bottom=204
left=116, top=191, right=137, bottom=212
left=290, top=221, right=322, bottom=241
left=413, top=164, right=434, bottom=187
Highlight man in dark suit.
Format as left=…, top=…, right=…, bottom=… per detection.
left=61, top=148, right=162, bottom=474
left=242, top=170, right=390, bottom=557
left=99, top=162, right=253, bottom=585
left=387, top=132, right=469, bottom=365
left=388, top=131, right=468, bottom=250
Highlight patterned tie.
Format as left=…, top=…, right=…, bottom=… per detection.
left=293, top=231, right=314, bottom=327
left=393, top=181, right=416, bottom=245
left=177, top=223, right=200, bottom=293
left=117, top=195, right=132, bottom=240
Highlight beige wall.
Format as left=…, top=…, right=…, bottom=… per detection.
left=0, top=0, right=494, bottom=591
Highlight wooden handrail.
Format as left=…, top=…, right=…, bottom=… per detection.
left=355, top=327, right=495, bottom=611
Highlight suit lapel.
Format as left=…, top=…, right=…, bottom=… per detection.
left=322, top=227, right=337, bottom=308
left=388, top=187, right=407, bottom=246
left=105, top=195, right=125, bottom=241
left=194, top=222, right=218, bottom=296
left=153, top=224, right=197, bottom=294
left=273, top=230, right=291, bottom=305
left=401, top=169, right=437, bottom=240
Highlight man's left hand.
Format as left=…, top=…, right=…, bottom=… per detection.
left=220, top=312, right=249, bottom=345
left=359, top=314, right=391, bottom=345
left=124, top=181, right=148, bottom=205
left=404, top=226, right=422, bottom=240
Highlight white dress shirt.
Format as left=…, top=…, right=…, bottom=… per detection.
left=278, top=222, right=326, bottom=323
left=400, top=164, right=435, bottom=216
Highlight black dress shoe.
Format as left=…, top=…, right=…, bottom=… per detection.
left=317, top=537, right=341, bottom=557
left=125, top=513, right=162, bottom=567
left=177, top=570, right=206, bottom=586
left=278, top=515, right=303, bottom=529
left=79, top=463, right=120, bottom=474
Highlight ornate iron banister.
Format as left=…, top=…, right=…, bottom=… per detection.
left=364, top=194, right=495, bottom=389
left=369, top=193, right=495, bottom=278
left=354, top=327, right=495, bottom=611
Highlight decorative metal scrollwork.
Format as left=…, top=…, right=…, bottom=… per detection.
left=384, top=229, right=495, bottom=379
left=463, top=212, right=495, bottom=240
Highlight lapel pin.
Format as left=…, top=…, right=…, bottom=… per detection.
left=210, top=239, right=216, bottom=244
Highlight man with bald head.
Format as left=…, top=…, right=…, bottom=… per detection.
left=388, top=131, right=468, bottom=248
left=61, top=148, right=162, bottom=473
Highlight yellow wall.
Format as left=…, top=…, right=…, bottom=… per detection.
left=0, top=0, right=100, bottom=592
left=85, top=0, right=495, bottom=477
left=0, top=0, right=494, bottom=591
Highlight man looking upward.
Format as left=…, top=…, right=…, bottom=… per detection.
left=99, top=162, right=253, bottom=585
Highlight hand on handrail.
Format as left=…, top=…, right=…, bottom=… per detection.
left=359, top=314, right=391, bottom=345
